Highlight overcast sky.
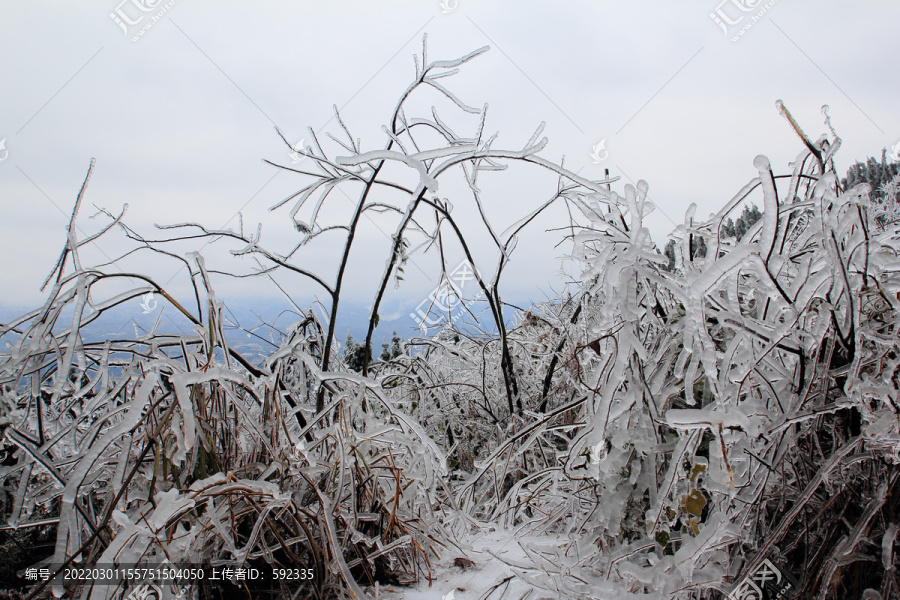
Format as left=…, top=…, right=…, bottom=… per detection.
left=1, top=1, right=898, bottom=338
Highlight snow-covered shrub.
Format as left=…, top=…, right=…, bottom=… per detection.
left=0, top=38, right=614, bottom=599
left=842, top=151, right=900, bottom=231
left=0, top=164, right=450, bottom=599
left=414, top=106, right=900, bottom=599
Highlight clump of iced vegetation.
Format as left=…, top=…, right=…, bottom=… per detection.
left=0, top=176, right=451, bottom=598
left=1, top=39, right=899, bottom=600
left=874, top=173, right=900, bottom=229
left=0, top=37, right=612, bottom=600
left=407, top=107, right=900, bottom=598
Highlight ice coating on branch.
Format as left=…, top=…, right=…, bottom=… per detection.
left=666, top=407, right=757, bottom=437
left=50, top=372, right=159, bottom=597
left=171, top=367, right=245, bottom=453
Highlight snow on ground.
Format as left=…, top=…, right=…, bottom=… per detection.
left=370, top=529, right=558, bottom=600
